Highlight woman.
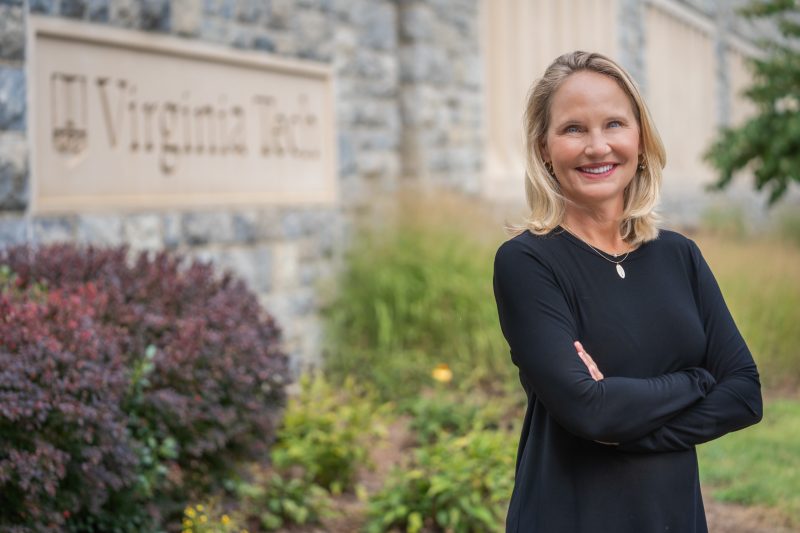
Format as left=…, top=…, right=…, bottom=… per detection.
left=492, top=51, right=762, bottom=532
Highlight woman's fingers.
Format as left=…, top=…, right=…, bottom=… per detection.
left=574, top=341, right=604, bottom=381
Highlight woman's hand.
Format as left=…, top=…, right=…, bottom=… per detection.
left=575, top=341, right=619, bottom=445
left=574, top=341, right=604, bottom=381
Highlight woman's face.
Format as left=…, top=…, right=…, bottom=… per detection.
left=542, top=70, right=641, bottom=211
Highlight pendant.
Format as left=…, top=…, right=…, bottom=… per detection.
left=616, top=264, right=626, bottom=279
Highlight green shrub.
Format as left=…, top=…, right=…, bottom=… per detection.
left=365, top=427, right=516, bottom=533
left=323, top=206, right=511, bottom=402
left=403, top=394, right=484, bottom=445
left=271, top=374, right=384, bottom=493
left=236, top=471, right=334, bottom=531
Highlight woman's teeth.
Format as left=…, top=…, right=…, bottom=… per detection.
left=579, top=164, right=614, bottom=174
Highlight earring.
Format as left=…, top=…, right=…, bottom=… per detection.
left=638, top=157, right=647, bottom=171
left=544, top=161, right=555, bottom=177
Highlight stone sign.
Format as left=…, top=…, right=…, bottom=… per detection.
left=27, top=16, right=338, bottom=213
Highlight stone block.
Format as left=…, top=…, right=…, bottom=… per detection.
left=295, top=9, right=332, bottom=61
left=77, top=214, right=124, bottom=246
left=162, top=213, right=181, bottom=248
left=123, top=213, right=163, bottom=251
left=231, top=25, right=256, bottom=49
left=337, top=132, right=357, bottom=176
left=288, top=287, right=316, bottom=317
left=0, top=6, right=24, bottom=61
left=252, top=33, right=276, bottom=52
left=356, top=150, right=399, bottom=179
left=220, top=245, right=272, bottom=293
left=88, top=0, right=110, bottom=21
left=235, top=0, right=265, bottom=23
left=355, top=1, right=396, bottom=51
left=279, top=208, right=314, bottom=239
left=0, top=132, right=27, bottom=211
left=232, top=210, right=258, bottom=242
left=33, top=216, right=75, bottom=244
left=352, top=127, right=399, bottom=151
left=0, top=215, right=27, bottom=247
left=354, top=52, right=398, bottom=97
left=352, top=99, right=400, bottom=129
left=259, top=291, right=290, bottom=330
left=110, top=0, right=141, bottom=28
left=29, top=0, right=55, bottom=14
left=271, top=241, right=299, bottom=288
left=60, top=0, right=87, bottom=18
left=400, top=85, right=442, bottom=128
left=254, top=208, right=283, bottom=241
left=400, top=3, right=435, bottom=42
left=270, top=30, right=296, bottom=56
left=141, top=0, right=170, bottom=31
left=399, top=43, right=451, bottom=84
left=182, top=211, right=236, bottom=245
left=199, top=17, right=231, bottom=45
left=192, top=246, right=270, bottom=292
left=171, top=0, right=201, bottom=36
left=268, top=0, right=292, bottom=30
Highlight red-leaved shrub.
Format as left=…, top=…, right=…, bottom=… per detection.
left=0, top=283, right=137, bottom=530
left=1, top=244, right=290, bottom=530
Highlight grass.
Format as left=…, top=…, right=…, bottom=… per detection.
left=693, top=233, right=800, bottom=390
left=698, top=398, right=800, bottom=525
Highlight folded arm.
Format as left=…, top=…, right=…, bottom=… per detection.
left=493, top=240, right=716, bottom=444
left=618, top=241, right=762, bottom=453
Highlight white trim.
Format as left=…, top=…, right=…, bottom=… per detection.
left=727, top=32, right=763, bottom=60
left=646, top=0, right=715, bottom=36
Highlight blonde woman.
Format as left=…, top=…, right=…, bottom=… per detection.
left=492, top=51, right=762, bottom=532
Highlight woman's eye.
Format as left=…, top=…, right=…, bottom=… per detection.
left=608, top=120, right=622, bottom=128
left=565, top=125, right=581, bottom=133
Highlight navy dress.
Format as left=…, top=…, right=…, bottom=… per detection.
left=493, top=228, right=762, bottom=533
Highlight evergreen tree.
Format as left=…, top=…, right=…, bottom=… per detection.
left=705, top=0, right=800, bottom=203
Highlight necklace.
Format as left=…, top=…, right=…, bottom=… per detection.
left=560, top=224, right=631, bottom=279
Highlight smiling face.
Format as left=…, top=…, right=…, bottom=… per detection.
left=542, top=70, right=641, bottom=212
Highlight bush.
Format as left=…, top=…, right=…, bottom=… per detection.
left=365, top=426, right=516, bottom=533
left=235, top=470, right=334, bottom=531
left=1, top=244, right=290, bottom=529
left=402, top=394, right=482, bottom=445
left=0, top=285, right=137, bottom=531
left=270, top=374, right=383, bottom=493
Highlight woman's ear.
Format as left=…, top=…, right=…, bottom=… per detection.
left=540, top=142, right=550, bottom=162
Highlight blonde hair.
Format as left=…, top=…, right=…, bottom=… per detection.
left=513, top=51, right=666, bottom=245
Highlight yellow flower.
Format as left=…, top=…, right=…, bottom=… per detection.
left=221, top=515, right=231, bottom=525
left=200, top=515, right=208, bottom=524
left=431, top=363, right=453, bottom=383
left=183, top=518, right=193, bottom=527
left=186, top=508, right=196, bottom=518
left=196, top=504, right=204, bottom=512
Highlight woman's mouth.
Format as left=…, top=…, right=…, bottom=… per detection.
left=576, top=164, right=618, bottom=178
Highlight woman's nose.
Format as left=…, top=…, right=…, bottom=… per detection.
left=584, top=132, right=611, bottom=157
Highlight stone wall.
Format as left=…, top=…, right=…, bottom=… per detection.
left=0, top=0, right=485, bottom=371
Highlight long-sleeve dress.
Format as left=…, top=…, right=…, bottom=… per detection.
left=493, top=227, right=762, bottom=533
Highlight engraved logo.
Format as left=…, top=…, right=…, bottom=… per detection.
left=50, top=72, right=88, bottom=158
